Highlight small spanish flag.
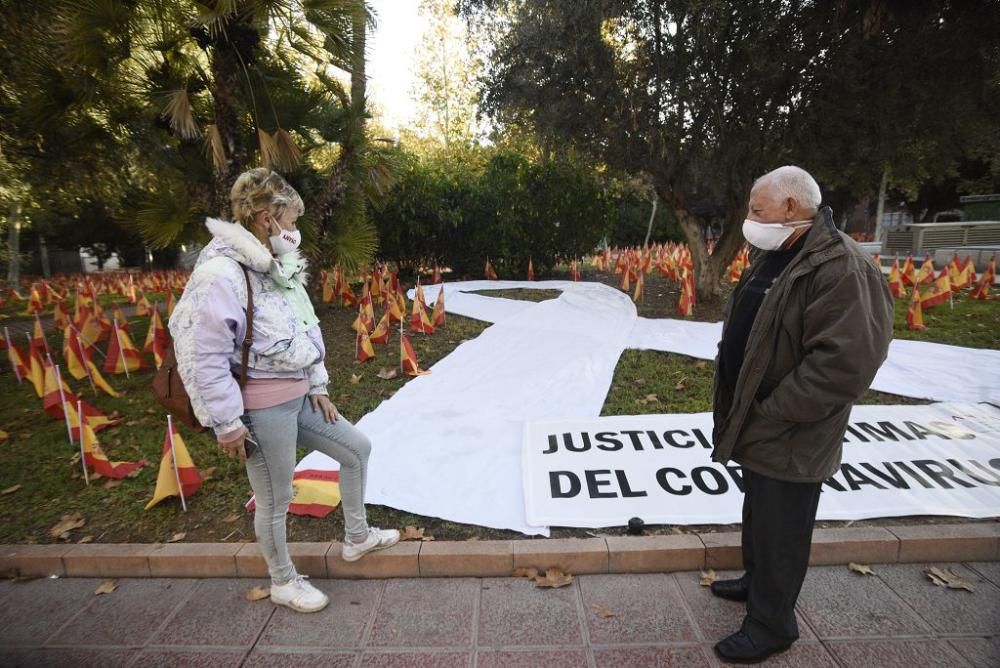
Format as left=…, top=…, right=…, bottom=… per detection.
left=103, top=322, right=147, bottom=374
left=906, top=286, right=926, bottom=330
left=485, top=258, right=498, bottom=280
left=431, top=285, right=446, bottom=328
left=920, top=271, right=952, bottom=309
left=30, top=317, right=50, bottom=358
left=52, top=300, right=70, bottom=330
left=409, top=285, right=435, bottom=335
left=356, top=328, right=376, bottom=363
left=527, top=258, right=535, bottom=282
left=401, top=333, right=430, bottom=376
left=135, top=293, right=153, bottom=317
left=677, top=270, right=695, bottom=317
left=143, top=307, right=170, bottom=354
left=632, top=271, right=644, bottom=303
left=165, top=290, right=177, bottom=318
left=369, top=312, right=391, bottom=345
left=80, top=421, right=144, bottom=480
left=887, top=258, right=906, bottom=298
left=914, top=254, right=935, bottom=285
left=247, top=469, right=341, bottom=518
left=145, top=418, right=202, bottom=511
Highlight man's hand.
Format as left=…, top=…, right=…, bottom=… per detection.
left=310, top=394, right=339, bottom=423
left=219, top=427, right=248, bottom=461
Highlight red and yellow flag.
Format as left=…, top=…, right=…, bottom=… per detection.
left=920, top=270, right=952, bottom=309
left=339, top=273, right=358, bottom=308
left=887, top=258, right=906, bottom=298
left=52, top=300, right=70, bottom=330
left=906, top=286, right=926, bottom=330
left=409, top=285, right=435, bottom=335
left=401, top=334, right=430, bottom=376
left=968, top=257, right=995, bottom=300
left=620, top=262, right=631, bottom=292
left=431, top=285, right=446, bottom=328
left=145, top=422, right=202, bottom=510
left=914, top=254, right=936, bottom=285
left=677, top=270, right=695, bottom=317
left=247, top=469, right=341, bottom=518
left=143, top=308, right=169, bottom=354
left=62, top=396, right=120, bottom=439
left=370, top=312, right=391, bottom=345
left=356, top=328, right=376, bottom=363
left=527, top=258, right=536, bottom=281
left=900, top=255, right=916, bottom=286
left=485, top=258, right=498, bottom=280
left=431, top=264, right=442, bottom=285
left=632, top=271, right=644, bottom=302
left=7, top=338, right=28, bottom=381
left=81, top=422, right=144, bottom=479
left=135, top=293, right=153, bottom=317
left=27, top=346, right=45, bottom=398
left=30, top=317, right=50, bottom=358
left=165, top=290, right=177, bottom=318
left=112, top=306, right=131, bottom=335
left=103, top=324, right=147, bottom=374
left=42, top=362, right=76, bottom=420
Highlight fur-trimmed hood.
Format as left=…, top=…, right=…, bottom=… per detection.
left=200, top=217, right=309, bottom=285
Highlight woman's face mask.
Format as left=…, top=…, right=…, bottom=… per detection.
left=267, top=215, right=301, bottom=255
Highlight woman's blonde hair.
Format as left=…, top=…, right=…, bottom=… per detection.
left=230, top=168, right=304, bottom=228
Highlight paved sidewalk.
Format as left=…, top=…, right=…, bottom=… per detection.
left=0, top=562, right=997, bottom=667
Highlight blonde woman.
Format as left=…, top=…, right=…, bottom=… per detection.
left=169, top=168, right=399, bottom=613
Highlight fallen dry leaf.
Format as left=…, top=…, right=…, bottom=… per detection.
left=168, top=532, right=186, bottom=543
left=534, top=567, right=574, bottom=589
left=245, top=586, right=270, bottom=601
left=670, top=527, right=685, bottom=535
left=377, top=367, right=399, bottom=380
left=103, top=480, right=123, bottom=490
left=925, top=567, right=975, bottom=592
left=200, top=467, right=216, bottom=482
left=674, top=380, right=687, bottom=391
left=421, top=535, right=436, bottom=542
left=592, top=603, right=615, bottom=618
left=49, top=513, right=85, bottom=538
left=1, top=485, right=21, bottom=495
left=694, top=360, right=708, bottom=369
left=699, top=569, right=718, bottom=587
left=513, top=567, right=539, bottom=579
left=848, top=562, right=875, bottom=576
left=78, top=536, right=93, bottom=544
left=94, top=580, right=117, bottom=595
left=349, top=373, right=363, bottom=384
left=222, top=513, right=241, bottom=523
left=400, top=526, right=426, bottom=541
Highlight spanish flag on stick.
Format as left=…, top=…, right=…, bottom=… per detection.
left=920, top=271, right=952, bottom=310
left=145, top=416, right=201, bottom=511
left=409, top=284, right=435, bottom=335
left=31, top=315, right=50, bottom=358
left=527, top=258, right=535, bottom=281
left=52, top=300, right=70, bottom=330
left=485, top=258, right=498, bottom=280
left=632, top=271, right=644, bottom=303
left=135, top=293, right=153, bottom=317
left=887, top=258, right=906, bottom=298
left=677, top=270, right=695, bottom=317
left=431, top=285, right=446, bottom=328
left=103, top=321, right=146, bottom=376
left=369, top=312, right=391, bottom=345
left=5, top=327, right=26, bottom=382
left=77, top=412, right=143, bottom=482
left=400, top=328, right=430, bottom=377
left=906, top=286, right=926, bottom=330
left=143, top=307, right=170, bottom=354
left=356, top=328, right=376, bottom=363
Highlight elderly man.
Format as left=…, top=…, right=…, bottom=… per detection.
left=710, top=166, right=893, bottom=663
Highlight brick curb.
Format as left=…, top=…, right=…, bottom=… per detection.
left=2, top=525, right=997, bottom=579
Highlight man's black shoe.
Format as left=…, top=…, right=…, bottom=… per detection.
left=710, top=577, right=749, bottom=602
left=713, top=630, right=792, bottom=664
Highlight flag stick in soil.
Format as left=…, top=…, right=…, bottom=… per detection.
left=54, top=364, right=74, bottom=446
left=5, top=326, right=21, bottom=382
left=167, top=414, right=187, bottom=512
left=77, top=399, right=89, bottom=485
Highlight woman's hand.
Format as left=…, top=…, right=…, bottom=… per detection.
left=310, top=394, right=339, bottom=423
left=219, top=427, right=248, bottom=461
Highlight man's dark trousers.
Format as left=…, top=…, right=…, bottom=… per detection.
left=740, top=467, right=822, bottom=644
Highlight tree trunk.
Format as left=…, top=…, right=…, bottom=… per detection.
left=873, top=167, right=889, bottom=243
left=6, top=202, right=21, bottom=284
left=38, top=235, right=50, bottom=278
left=208, top=18, right=255, bottom=218
left=643, top=197, right=658, bottom=247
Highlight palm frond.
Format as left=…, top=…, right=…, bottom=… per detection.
left=163, top=88, right=201, bottom=140
left=273, top=128, right=302, bottom=171
left=204, top=124, right=227, bottom=172
left=257, top=127, right=279, bottom=168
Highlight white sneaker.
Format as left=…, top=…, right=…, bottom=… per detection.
left=269, top=575, right=329, bottom=613
left=341, top=528, right=401, bottom=562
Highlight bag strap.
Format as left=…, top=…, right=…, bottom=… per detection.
left=238, top=264, right=254, bottom=390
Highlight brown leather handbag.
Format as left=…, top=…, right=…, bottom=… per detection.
left=152, top=264, right=254, bottom=432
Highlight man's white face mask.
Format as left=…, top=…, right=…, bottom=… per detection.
left=742, top=218, right=813, bottom=251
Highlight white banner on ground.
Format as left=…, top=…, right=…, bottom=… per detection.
left=523, top=403, right=1000, bottom=528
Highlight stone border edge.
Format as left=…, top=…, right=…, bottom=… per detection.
left=2, top=524, right=997, bottom=579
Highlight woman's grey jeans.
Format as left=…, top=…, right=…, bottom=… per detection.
left=242, top=395, right=371, bottom=585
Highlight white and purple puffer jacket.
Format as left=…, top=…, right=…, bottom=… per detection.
left=168, top=218, right=329, bottom=437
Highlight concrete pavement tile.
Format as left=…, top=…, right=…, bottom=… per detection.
left=673, top=570, right=815, bottom=642
left=703, top=641, right=837, bottom=667
left=149, top=579, right=275, bottom=647
left=368, top=578, right=477, bottom=648
left=825, top=638, right=970, bottom=667
left=256, top=579, right=382, bottom=648
left=796, top=565, right=931, bottom=639
left=579, top=573, right=698, bottom=644
left=358, top=651, right=471, bottom=667
left=476, top=648, right=590, bottom=668
left=477, top=577, right=583, bottom=647
left=966, top=561, right=1000, bottom=588
left=127, top=648, right=246, bottom=667
left=592, top=646, right=711, bottom=667
left=243, top=650, right=356, bottom=667
left=49, top=578, right=197, bottom=647
left=0, top=577, right=101, bottom=646
left=874, top=562, right=1000, bottom=635
left=0, top=647, right=134, bottom=667
left=949, top=637, right=1000, bottom=668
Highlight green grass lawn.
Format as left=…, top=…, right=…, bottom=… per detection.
left=0, top=270, right=995, bottom=545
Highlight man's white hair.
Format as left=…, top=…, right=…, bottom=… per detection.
left=752, top=166, right=822, bottom=213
